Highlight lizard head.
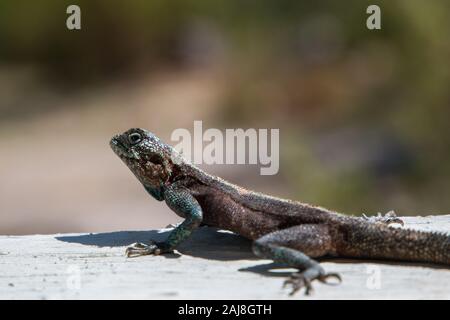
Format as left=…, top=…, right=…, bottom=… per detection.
left=110, top=128, right=175, bottom=193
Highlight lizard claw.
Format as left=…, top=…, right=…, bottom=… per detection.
left=125, top=241, right=162, bottom=258
left=362, top=210, right=404, bottom=226
left=318, top=272, right=342, bottom=284
left=283, top=271, right=342, bottom=296
left=283, top=273, right=313, bottom=296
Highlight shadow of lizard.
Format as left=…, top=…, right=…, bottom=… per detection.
left=56, top=226, right=257, bottom=261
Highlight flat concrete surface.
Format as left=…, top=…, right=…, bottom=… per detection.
left=0, top=215, right=449, bottom=300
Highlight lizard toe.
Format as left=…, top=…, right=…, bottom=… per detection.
left=318, top=272, right=342, bottom=285
left=125, top=241, right=159, bottom=258
left=363, top=211, right=404, bottom=227
left=283, top=273, right=314, bottom=296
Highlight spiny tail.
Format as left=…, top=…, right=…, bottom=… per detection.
left=344, top=222, right=450, bottom=265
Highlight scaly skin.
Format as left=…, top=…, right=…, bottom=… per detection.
left=110, top=128, right=450, bottom=295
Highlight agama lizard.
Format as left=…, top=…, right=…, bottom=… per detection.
left=110, top=128, right=449, bottom=295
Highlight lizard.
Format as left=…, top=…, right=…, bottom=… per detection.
left=110, top=128, right=450, bottom=295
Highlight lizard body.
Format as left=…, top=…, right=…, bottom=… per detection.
left=110, top=128, right=449, bottom=295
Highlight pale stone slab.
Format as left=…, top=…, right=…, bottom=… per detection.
left=0, top=215, right=449, bottom=299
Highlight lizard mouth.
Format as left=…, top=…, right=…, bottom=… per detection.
left=110, top=135, right=141, bottom=160
left=110, top=136, right=133, bottom=159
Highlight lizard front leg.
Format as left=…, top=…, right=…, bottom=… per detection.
left=126, top=184, right=203, bottom=257
left=252, top=224, right=341, bottom=295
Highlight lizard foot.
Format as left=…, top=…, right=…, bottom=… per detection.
left=362, top=210, right=404, bottom=226
left=125, top=241, right=171, bottom=258
left=283, top=271, right=341, bottom=296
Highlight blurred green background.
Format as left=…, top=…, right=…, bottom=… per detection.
left=1, top=0, right=449, bottom=234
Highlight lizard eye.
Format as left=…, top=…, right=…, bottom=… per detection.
left=128, top=132, right=142, bottom=145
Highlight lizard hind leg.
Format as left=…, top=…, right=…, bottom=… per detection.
left=252, top=224, right=341, bottom=295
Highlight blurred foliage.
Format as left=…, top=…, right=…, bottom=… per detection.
left=1, top=0, right=449, bottom=214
